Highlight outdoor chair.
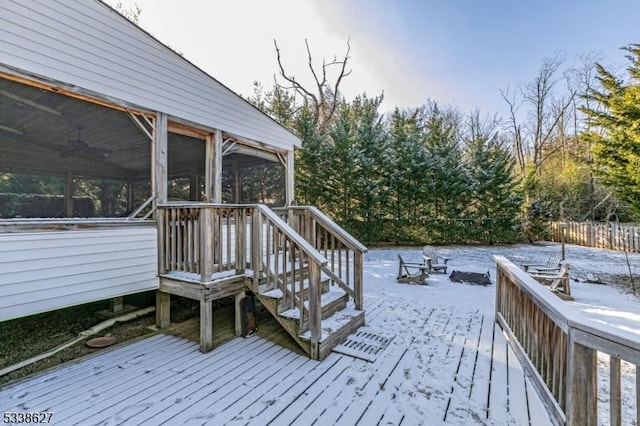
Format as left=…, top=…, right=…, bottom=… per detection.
left=529, top=263, right=573, bottom=300
left=422, top=245, right=449, bottom=274
left=521, top=253, right=562, bottom=273
left=397, top=254, right=429, bottom=285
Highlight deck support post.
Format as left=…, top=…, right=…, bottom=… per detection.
left=153, top=112, right=168, bottom=206
left=213, top=130, right=223, bottom=202
left=110, top=296, right=124, bottom=313
left=566, top=334, right=597, bottom=426
left=234, top=290, right=246, bottom=337
left=286, top=149, right=294, bottom=206
left=156, top=291, right=171, bottom=329
left=205, top=130, right=222, bottom=202
left=200, top=209, right=214, bottom=282
left=200, top=299, right=214, bottom=352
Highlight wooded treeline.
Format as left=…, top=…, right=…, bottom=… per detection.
left=246, top=41, right=640, bottom=244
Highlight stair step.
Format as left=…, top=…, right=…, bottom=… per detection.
left=260, top=275, right=330, bottom=301
left=279, top=289, right=348, bottom=320
left=299, top=304, right=364, bottom=342
left=300, top=304, right=365, bottom=360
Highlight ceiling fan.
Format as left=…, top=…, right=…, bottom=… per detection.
left=60, top=126, right=111, bottom=160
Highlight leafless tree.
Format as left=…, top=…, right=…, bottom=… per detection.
left=501, top=55, right=576, bottom=177
left=273, top=38, right=352, bottom=129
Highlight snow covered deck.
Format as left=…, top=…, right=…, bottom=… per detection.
left=3, top=243, right=638, bottom=424
left=0, top=304, right=551, bottom=425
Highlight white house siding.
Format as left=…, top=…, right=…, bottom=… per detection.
left=0, top=227, right=158, bottom=321
left=0, top=0, right=300, bottom=151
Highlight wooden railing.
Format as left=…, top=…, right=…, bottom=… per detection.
left=158, top=203, right=328, bottom=355
left=550, top=221, right=640, bottom=253
left=494, top=256, right=640, bottom=425
left=273, top=206, right=367, bottom=311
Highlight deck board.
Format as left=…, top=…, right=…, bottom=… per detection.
left=507, top=343, right=530, bottom=425
left=442, top=314, right=485, bottom=423
left=488, top=322, right=510, bottom=423
left=0, top=305, right=552, bottom=425
left=464, top=313, right=495, bottom=423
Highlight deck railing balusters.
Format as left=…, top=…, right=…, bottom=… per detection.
left=495, top=256, right=639, bottom=426
left=273, top=206, right=367, bottom=311
left=159, top=203, right=329, bottom=355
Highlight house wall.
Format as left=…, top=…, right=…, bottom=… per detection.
left=0, top=227, right=158, bottom=321
left=0, top=0, right=300, bottom=152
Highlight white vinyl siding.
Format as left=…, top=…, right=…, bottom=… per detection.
left=0, top=0, right=300, bottom=151
left=0, top=227, right=158, bottom=321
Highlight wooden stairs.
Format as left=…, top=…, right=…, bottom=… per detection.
left=254, top=265, right=365, bottom=361
left=156, top=203, right=367, bottom=361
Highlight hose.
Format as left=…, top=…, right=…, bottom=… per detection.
left=0, top=306, right=155, bottom=378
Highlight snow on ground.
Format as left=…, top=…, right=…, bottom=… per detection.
left=361, top=243, right=639, bottom=425
left=364, top=243, right=640, bottom=335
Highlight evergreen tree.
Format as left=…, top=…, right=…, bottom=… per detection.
left=420, top=102, right=468, bottom=218
left=581, top=44, right=640, bottom=219
left=294, top=104, right=332, bottom=208
left=346, top=95, right=388, bottom=240
left=387, top=108, right=428, bottom=225
left=325, top=101, right=357, bottom=225
left=463, top=112, right=521, bottom=241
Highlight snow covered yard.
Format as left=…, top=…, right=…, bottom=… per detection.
left=369, top=243, right=639, bottom=425
left=367, top=243, right=640, bottom=338
left=0, top=244, right=637, bottom=425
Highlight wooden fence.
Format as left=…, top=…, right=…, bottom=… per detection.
left=494, top=256, right=640, bottom=425
left=549, top=221, right=640, bottom=253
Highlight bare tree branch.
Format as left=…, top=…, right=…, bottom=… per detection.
left=501, top=87, right=526, bottom=172
left=273, top=38, right=352, bottom=128
left=274, top=39, right=319, bottom=117
left=327, top=38, right=352, bottom=123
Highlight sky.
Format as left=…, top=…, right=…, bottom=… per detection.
left=108, top=0, right=640, bottom=118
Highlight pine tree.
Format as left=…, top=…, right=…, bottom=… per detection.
left=387, top=108, right=428, bottom=225
left=347, top=95, right=388, bottom=240
left=581, top=44, right=640, bottom=219
left=463, top=112, right=521, bottom=241
left=420, top=102, right=468, bottom=219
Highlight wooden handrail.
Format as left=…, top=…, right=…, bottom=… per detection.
left=494, top=255, right=640, bottom=426
left=274, top=206, right=367, bottom=311
left=273, top=206, right=368, bottom=253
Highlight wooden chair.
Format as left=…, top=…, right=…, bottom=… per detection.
left=522, top=253, right=562, bottom=273
left=529, top=263, right=573, bottom=300
left=422, top=245, right=449, bottom=274
left=397, top=254, right=428, bottom=285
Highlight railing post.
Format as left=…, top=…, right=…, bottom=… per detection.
left=236, top=208, right=246, bottom=273
left=610, top=356, right=622, bottom=426
left=308, top=259, right=322, bottom=360
left=566, top=331, right=597, bottom=426
left=251, top=208, right=262, bottom=292
left=200, top=208, right=214, bottom=283
left=354, top=251, right=363, bottom=311
left=157, top=208, right=166, bottom=274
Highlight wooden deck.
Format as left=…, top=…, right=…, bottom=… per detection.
left=0, top=301, right=553, bottom=425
